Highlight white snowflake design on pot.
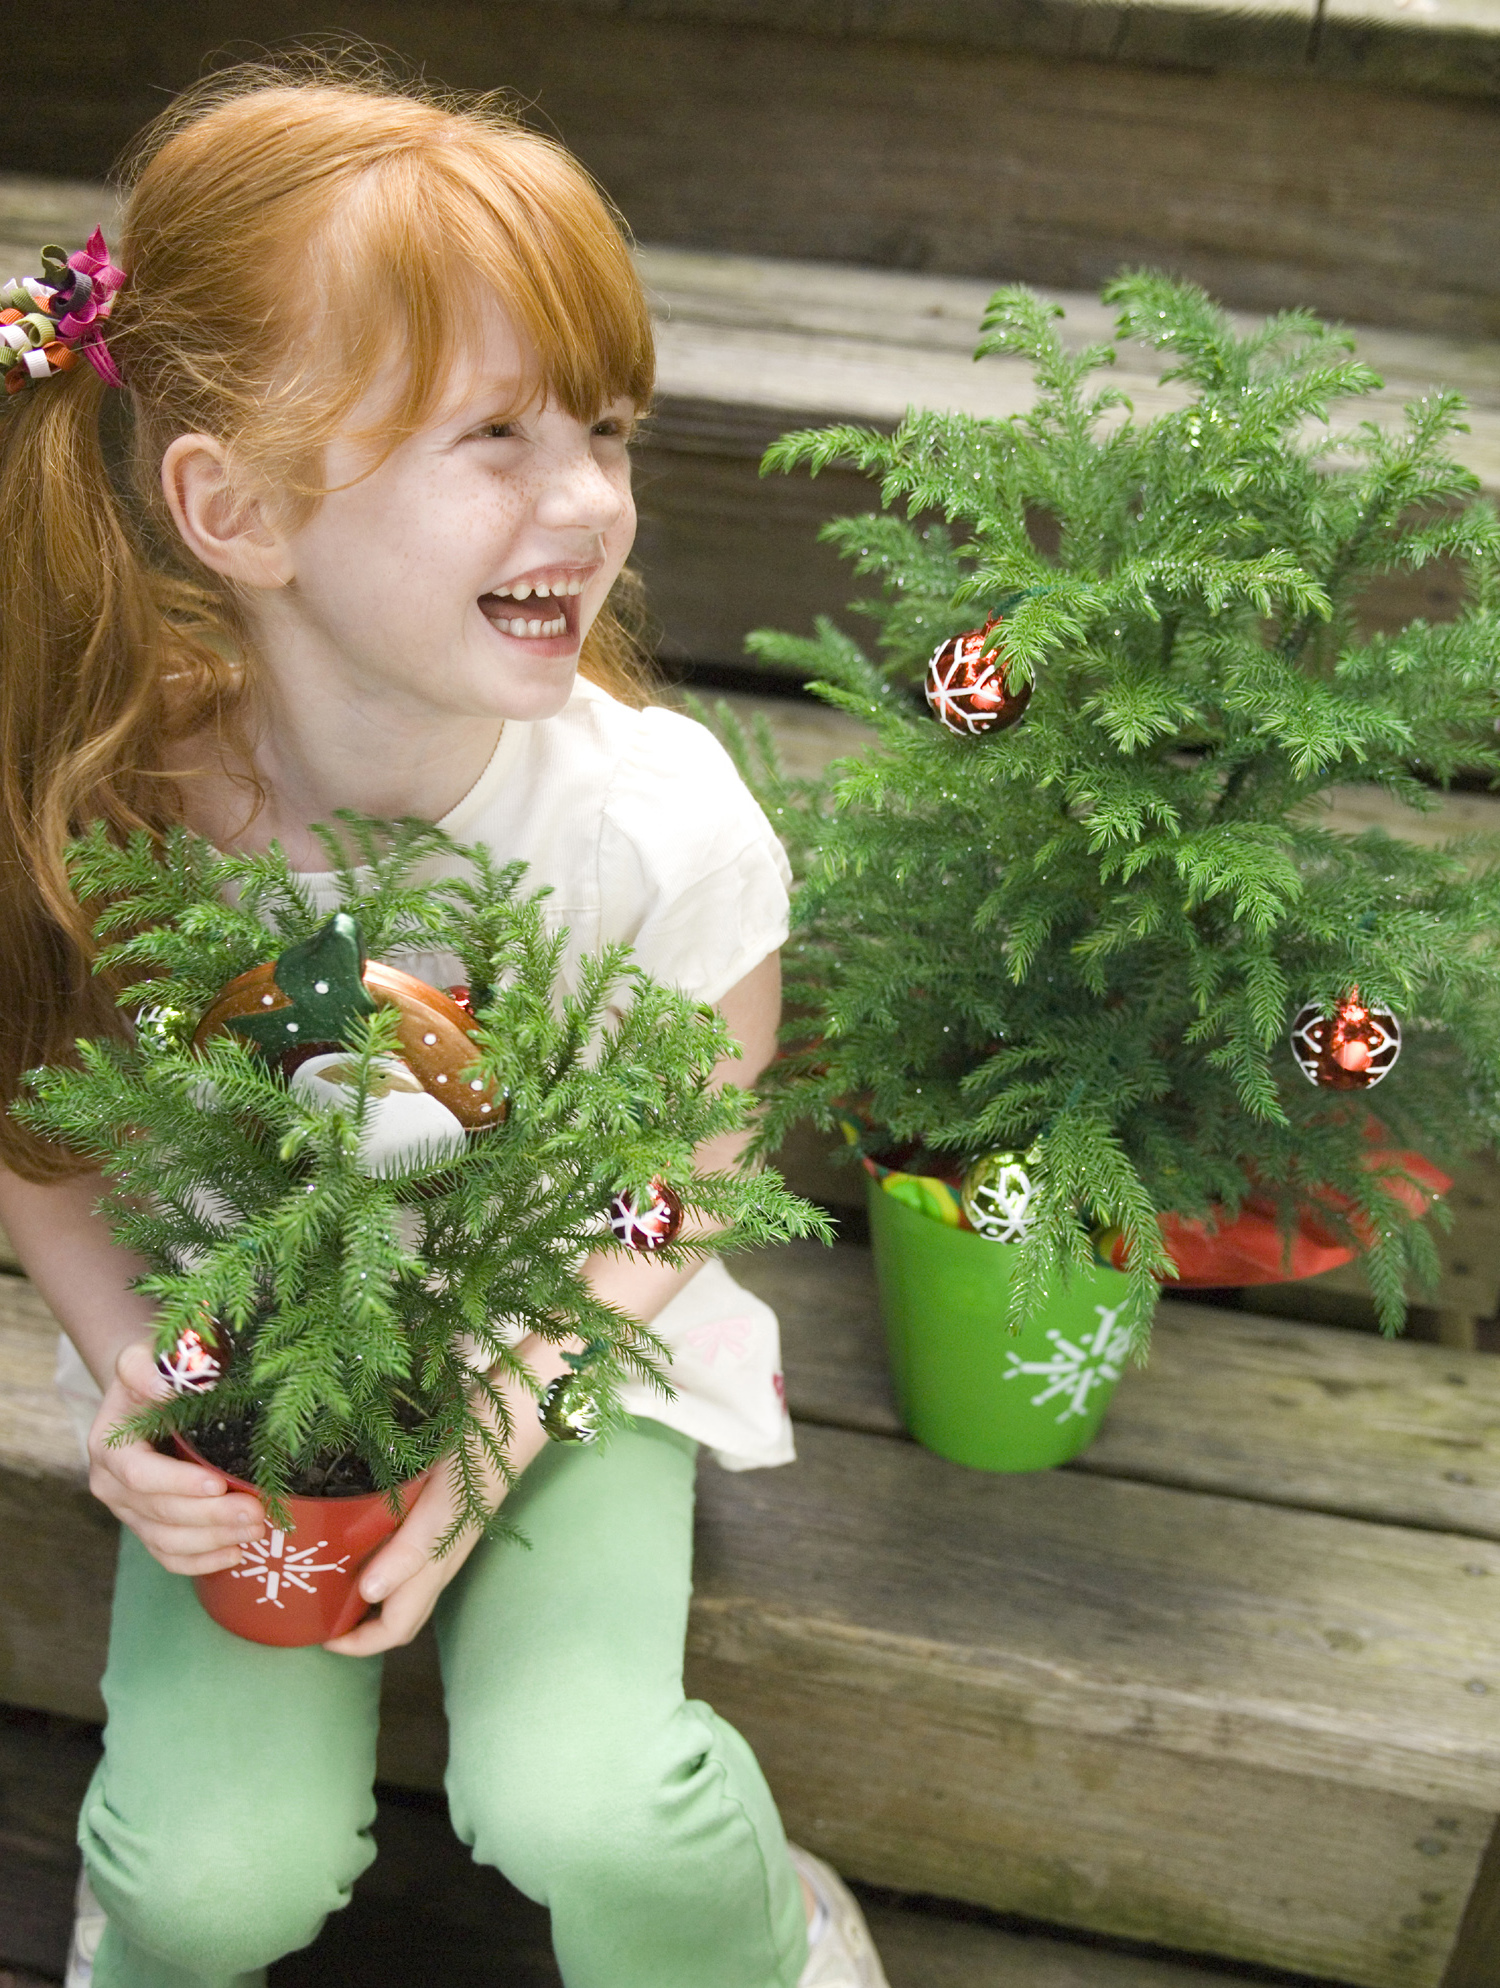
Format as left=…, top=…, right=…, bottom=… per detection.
left=1002, top=1304, right=1133, bottom=1422
left=232, top=1529, right=351, bottom=1608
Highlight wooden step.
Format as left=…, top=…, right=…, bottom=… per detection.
left=5, top=0, right=1498, bottom=343
left=633, top=245, right=1500, bottom=668
left=5, top=1248, right=1500, bottom=1986
left=0, top=1707, right=1301, bottom=1988
left=2, top=177, right=1494, bottom=672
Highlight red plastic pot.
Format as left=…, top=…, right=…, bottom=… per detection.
left=174, top=1436, right=427, bottom=1648
left=1100, top=1146, right=1450, bottom=1286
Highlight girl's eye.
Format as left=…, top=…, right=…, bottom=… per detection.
left=592, top=417, right=632, bottom=440
left=483, top=423, right=516, bottom=440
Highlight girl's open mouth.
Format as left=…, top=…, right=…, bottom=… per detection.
left=478, top=577, right=585, bottom=642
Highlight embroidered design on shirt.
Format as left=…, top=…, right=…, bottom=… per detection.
left=680, top=1315, right=756, bottom=1366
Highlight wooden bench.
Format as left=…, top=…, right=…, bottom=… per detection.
left=5, top=1241, right=1500, bottom=1988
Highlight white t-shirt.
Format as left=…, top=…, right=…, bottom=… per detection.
left=55, top=674, right=797, bottom=1472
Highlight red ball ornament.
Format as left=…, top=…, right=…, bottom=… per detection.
left=609, top=1180, right=684, bottom=1251
left=157, top=1322, right=224, bottom=1395
left=924, top=616, right=1032, bottom=737
left=1290, top=992, right=1401, bottom=1090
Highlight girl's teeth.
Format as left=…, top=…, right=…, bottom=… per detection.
left=510, top=583, right=531, bottom=601
left=497, top=613, right=566, bottom=637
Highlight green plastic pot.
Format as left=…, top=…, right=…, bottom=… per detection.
left=867, top=1176, right=1134, bottom=1471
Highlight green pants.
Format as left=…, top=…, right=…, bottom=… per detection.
left=79, top=1422, right=808, bottom=1988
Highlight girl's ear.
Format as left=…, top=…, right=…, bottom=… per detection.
left=160, top=434, right=293, bottom=589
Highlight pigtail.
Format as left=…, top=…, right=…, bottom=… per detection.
left=0, top=368, right=183, bottom=1177
left=582, top=565, right=661, bottom=710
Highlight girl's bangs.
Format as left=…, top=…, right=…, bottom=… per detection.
left=344, top=144, right=656, bottom=452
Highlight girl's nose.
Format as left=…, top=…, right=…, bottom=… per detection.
left=533, top=442, right=628, bottom=537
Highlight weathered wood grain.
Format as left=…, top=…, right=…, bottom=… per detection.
left=699, top=1420, right=1500, bottom=1808
left=4, top=4, right=1500, bottom=335
left=7, top=1271, right=1500, bottom=1982
left=690, top=1420, right=1500, bottom=1987
left=640, top=245, right=1500, bottom=488
left=863, top=1907, right=1258, bottom=1988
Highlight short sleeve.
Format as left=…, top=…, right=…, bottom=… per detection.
left=596, top=706, right=792, bottom=1006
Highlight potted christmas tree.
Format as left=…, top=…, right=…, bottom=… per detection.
left=21, top=818, right=824, bottom=1643
left=721, top=274, right=1500, bottom=1473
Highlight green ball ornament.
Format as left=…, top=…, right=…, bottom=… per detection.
left=538, top=1371, right=603, bottom=1444
left=961, top=1150, right=1037, bottom=1243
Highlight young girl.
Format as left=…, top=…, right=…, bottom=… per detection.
left=0, top=62, right=889, bottom=1988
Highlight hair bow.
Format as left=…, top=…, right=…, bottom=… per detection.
left=0, top=227, right=126, bottom=394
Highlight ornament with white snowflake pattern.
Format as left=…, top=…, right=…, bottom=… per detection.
left=924, top=616, right=1032, bottom=737
left=609, top=1179, right=684, bottom=1250
left=156, top=1323, right=223, bottom=1395
left=1290, top=991, right=1401, bottom=1089
left=1002, top=1303, right=1133, bottom=1422
left=961, top=1150, right=1037, bottom=1242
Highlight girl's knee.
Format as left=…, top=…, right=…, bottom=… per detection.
left=88, top=1810, right=370, bottom=1977
left=449, top=1711, right=709, bottom=1898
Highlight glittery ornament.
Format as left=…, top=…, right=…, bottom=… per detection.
left=194, top=914, right=504, bottom=1128
left=447, top=985, right=476, bottom=1020
left=1290, top=992, right=1401, bottom=1090
left=136, top=1003, right=194, bottom=1053
left=609, top=1180, right=684, bottom=1251
left=157, top=1323, right=223, bottom=1395
left=960, top=1150, right=1037, bottom=1242
left=538, top=1370, right=603, bottom=1443
left=924, top=617, right=1031, bottom=737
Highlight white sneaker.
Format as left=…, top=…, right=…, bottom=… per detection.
left=65, top=1867, right=106, bottom=1988
left=791, top=1844, right=890, bottom=1987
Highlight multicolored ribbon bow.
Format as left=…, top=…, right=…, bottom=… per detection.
left=0, top=227, right=126, bottom=396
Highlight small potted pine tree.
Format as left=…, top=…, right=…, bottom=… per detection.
left=22, top=818, right=823, bottom=1643
left=721, top=274, right=1500, bottom=1473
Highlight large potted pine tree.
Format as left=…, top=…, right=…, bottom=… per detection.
left=22, top=818, right=824, bottom=1643
left=721, top=275, right=1500, bottom=1472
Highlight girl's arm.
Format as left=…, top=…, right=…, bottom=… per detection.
left=325, top=950, right=782, bottom=1656
left=0, top=1166, right=267, bottom=1571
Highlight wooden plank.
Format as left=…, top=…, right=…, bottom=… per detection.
left=864, top=1907, right=1259, bottom=1988
left=6, top=1276, right=1500, bottom=1981
left=641, top=246, right=1500, bottom=493
left=1442, top=1816, right=1500, bottom=1988
left=3, top=6, right=1499, bottom=338
left=695, top=1422, right=1500, bottom=1808
left=690, top=1420, right=1500, bottom=1987
left=738, top=1238, right=1500, bottom=1540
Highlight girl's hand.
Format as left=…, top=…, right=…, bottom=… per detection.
left=321, top=1461, right=490, bottom=1656
left=324, top=1334, right=567, bottom=1656
left=88, top=1337, right=268, bottom=1575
